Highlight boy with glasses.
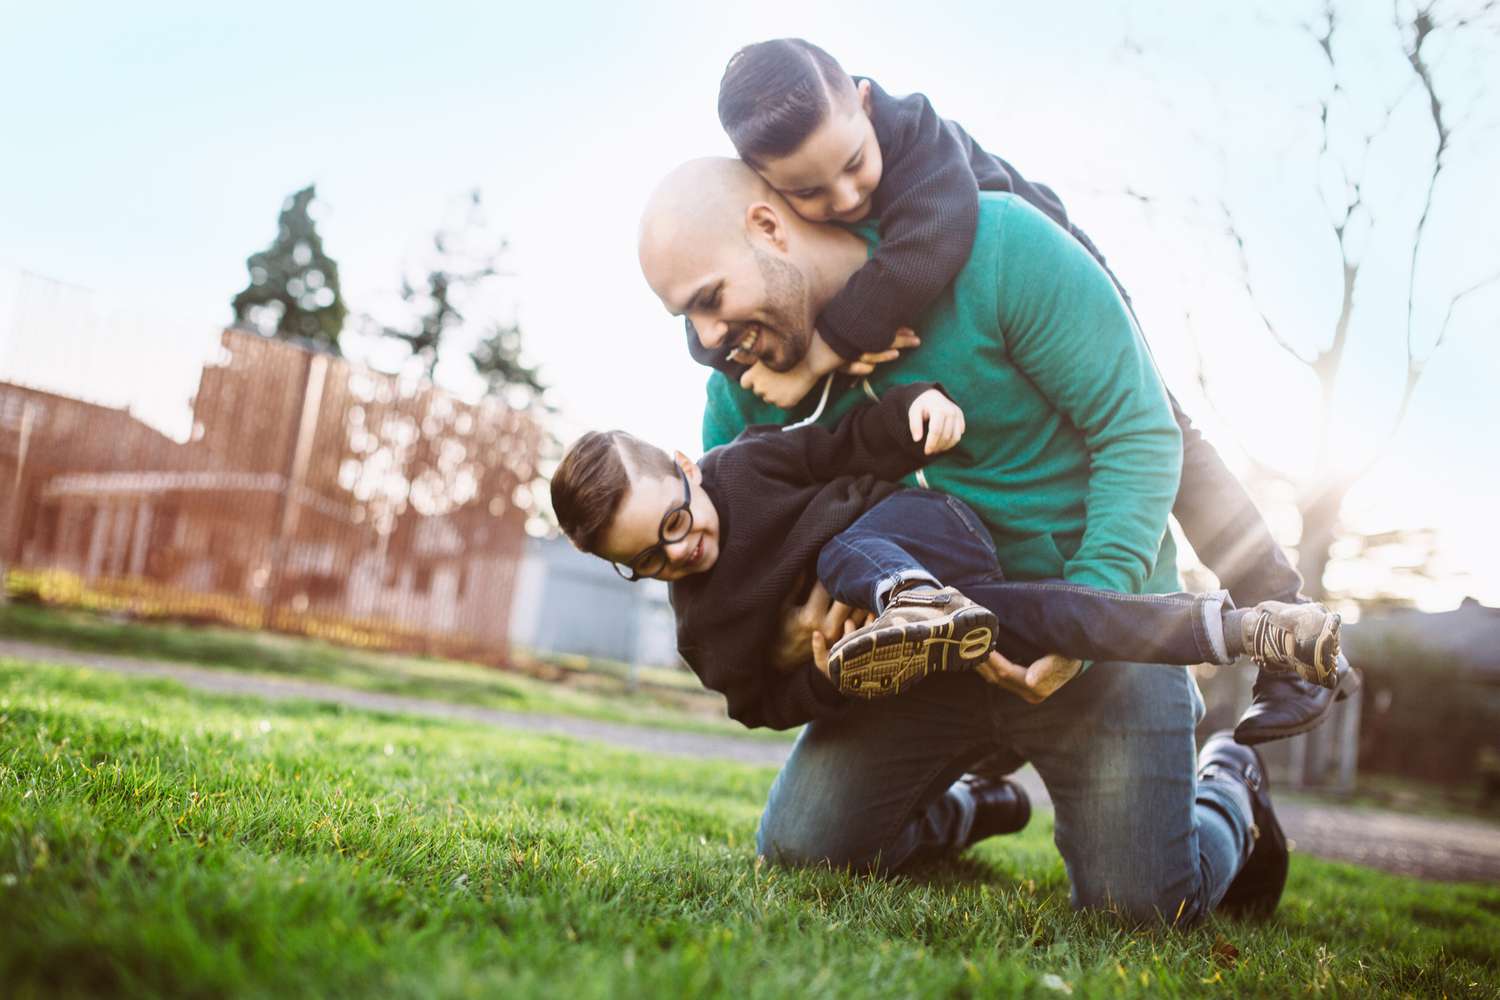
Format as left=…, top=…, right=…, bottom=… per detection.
left=549, top=384, right=1340, bottom=731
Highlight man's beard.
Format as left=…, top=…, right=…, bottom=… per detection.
left=747, top=245, right=812, bottom=372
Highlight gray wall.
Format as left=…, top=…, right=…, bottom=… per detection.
left=509, top=535, right=678, bottom=667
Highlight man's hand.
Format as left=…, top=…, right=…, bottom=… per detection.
left=808, top=611, right=874, bottom=679
left=909, top=388, right=965, bottom=455
left=976, top=651, right=1082, bottom=704
left=771, top=581, right=870, bottom=675
left=838, top=328, right=921, bottom=377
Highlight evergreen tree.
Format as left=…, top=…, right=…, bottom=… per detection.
left=231, top=185, right=347, bottom=353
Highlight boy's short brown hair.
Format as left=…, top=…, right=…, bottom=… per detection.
left=550, top=430, right=677, bottom=555
left=718, top=38, right=858, bottom=168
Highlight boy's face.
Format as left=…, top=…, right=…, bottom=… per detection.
left=754, top=79, right=883, bottom=225
left=597, top=454, right=721, bottom=582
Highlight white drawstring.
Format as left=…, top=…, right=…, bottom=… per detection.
left=781, top=373, right=836, bottom=431
left=796, top=377, right=931, bottom=488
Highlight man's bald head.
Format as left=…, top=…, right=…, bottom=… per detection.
left=637, top=157, right=775, bottom=282
left=638, top=155, right=866, bottom=372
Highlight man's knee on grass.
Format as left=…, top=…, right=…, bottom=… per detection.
left=755, top=808, right=892, bottom=875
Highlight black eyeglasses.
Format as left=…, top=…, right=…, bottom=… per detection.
left=613, top=465, right=694, bottom=581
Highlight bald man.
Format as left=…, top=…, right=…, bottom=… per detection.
left=636, top=158, right=1290, bottom=925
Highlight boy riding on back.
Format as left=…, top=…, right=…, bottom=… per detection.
left=548, top=387, right=1341, bottom=732
left=686, top=37, right=1353, bottom=745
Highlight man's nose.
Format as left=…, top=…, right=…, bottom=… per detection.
left=689, top=312, right=728, bottom=350
left=665, top=535, right=695, bottom=563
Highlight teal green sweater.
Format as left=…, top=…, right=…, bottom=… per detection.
left=703, top=192, right=1183, bottom=596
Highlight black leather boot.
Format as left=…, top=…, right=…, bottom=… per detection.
left=1198, top=731, right=1287, bottom=919
left=960, top=775, right=1032, bottom=847
left=1233, top=653, right=1361, bottom=746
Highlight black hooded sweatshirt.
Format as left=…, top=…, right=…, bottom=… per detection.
left=671, top=381, right=940, bottom=730
left=686, top=77, right=1114, bottom=374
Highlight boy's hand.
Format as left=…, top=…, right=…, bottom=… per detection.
left=976, top=652, right=1083, bottom=704
left=741, top=329, right=850, bottom=407
left=741, top=361, right=824, bottom=409
left=838, top=328, right=921, bottom=377
left=909, top=388, right=965, bottom=455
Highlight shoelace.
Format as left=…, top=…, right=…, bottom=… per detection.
left=1248, top=614, right=1295, bottom=669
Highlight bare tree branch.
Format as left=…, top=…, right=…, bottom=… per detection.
left=1434, top=268, right=1500, bottom=347
left=1219, top=200, right=1313, bottom=367
left=1400, top=1, right=1453, bottom=362
left=1351, top=268, right=1500, bottom=483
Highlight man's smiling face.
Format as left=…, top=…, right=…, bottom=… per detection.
left=649, top=226, right=816, bottom=372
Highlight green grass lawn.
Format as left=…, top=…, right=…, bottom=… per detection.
left=0, top=601, right=782, bottom=741
left=3, top=657, right=1497, bottom=998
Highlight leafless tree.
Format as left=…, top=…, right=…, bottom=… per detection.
left=1182, top=1, right=1498, bottom=600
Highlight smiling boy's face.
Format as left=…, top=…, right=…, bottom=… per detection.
left=754, top=78, right=883, bottom=225
left=596, top=453, right=722, bottom=582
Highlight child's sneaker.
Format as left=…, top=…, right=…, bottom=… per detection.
left=826, top=586, right=997, bottom=699
left=1243, top=601, right=1342, bottom=689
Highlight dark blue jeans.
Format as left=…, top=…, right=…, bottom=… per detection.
left=756, top=660, right=1252, bottom=925
left=817, top=490, right=1236, bottom=667
left=766, top=490, right=1256, bottom=923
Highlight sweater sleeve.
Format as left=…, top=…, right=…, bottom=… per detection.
left=815, top=90, right=981, bottom=361
left=764, top=381, right=940, bottom=484
left=993, top=199, right=1182, bottom=594
left=682, top=642, right=847, bottom=731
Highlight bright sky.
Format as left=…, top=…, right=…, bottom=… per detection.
left=2, top=1, right=1497, bottom=608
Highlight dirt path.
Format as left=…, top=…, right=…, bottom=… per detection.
left=5, top=638, right=1498, bottom=884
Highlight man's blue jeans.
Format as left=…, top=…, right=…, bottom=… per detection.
left=759, top=491, right=1255, bottom=925
left=816, top=490, right=1237, bottom=668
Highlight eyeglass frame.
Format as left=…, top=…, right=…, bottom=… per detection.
left=612, top=464, right=694, bottom=582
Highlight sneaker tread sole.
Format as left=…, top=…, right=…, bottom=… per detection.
left=831, top=606, right=997, bottom=699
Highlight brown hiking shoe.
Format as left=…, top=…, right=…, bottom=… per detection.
left=1243, top=601, right=1342, bottom=689
left=826, top=586, right=997, bottom=699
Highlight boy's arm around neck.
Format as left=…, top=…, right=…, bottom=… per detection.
left=816, top=82, right=980, bottom=361
left=761, top=380, right=943, bottom=485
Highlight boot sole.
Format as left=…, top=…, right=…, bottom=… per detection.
left=830, top=606, right=998, bottom=699
left=1311, top=613, right=1342, bottom=687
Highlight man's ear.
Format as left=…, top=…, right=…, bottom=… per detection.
left=857, top=77, right=873, bottom=116
left=674, top=450, right=703, bottom=485
left=745, top=202, right=789, bottom=253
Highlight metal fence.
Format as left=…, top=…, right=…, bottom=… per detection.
left=2, top=325, right=542, bottom=661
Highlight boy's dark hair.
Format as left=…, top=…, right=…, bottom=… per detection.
left=718, top=38, right=858, bottom=168
left=551, top=430, right=677, bottom=555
